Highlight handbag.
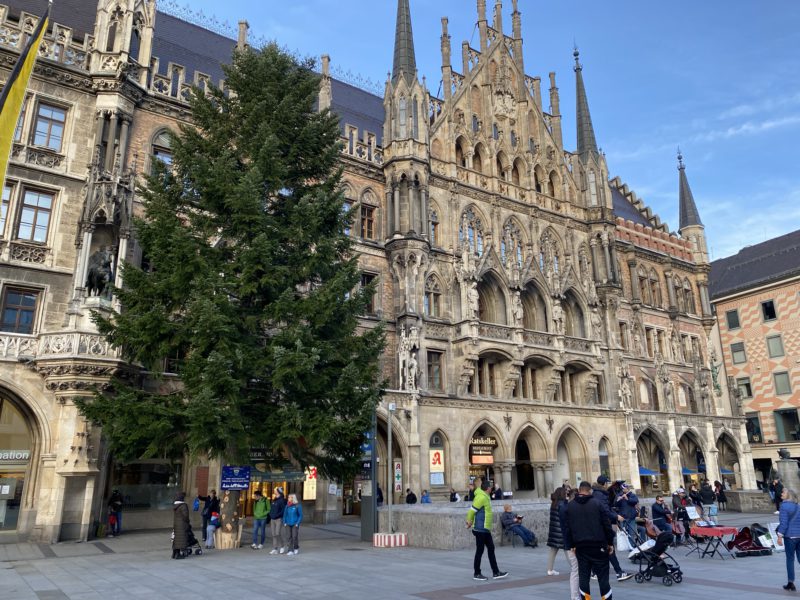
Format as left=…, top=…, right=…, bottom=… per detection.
left=193, top=498, right=200, bottom=512
left=615, top=529, right=632, bottom=552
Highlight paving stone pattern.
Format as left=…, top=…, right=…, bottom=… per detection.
left=0, top=513, right=790, bottom=599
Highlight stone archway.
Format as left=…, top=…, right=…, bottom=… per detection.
left=679, top=430, right=706, bottom=486
left=512, top=424, right=547, bottom=498
left=376, top=410, right=410, bottom=505
left=468, top=421, right=506, bottom=491
left=717, top=432, right=741, bottom=489
left=636, top=428, right=669, bottom=494
left=553, top=427, right=590, bottom=491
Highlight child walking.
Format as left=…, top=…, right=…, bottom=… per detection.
left=205, top=512, right=219, bottom=549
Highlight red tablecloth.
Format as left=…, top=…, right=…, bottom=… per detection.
left=690, top=526, right=738, bottom=537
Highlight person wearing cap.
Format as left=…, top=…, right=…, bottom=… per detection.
left=671, top=487, right=690, bottom=544
left=108, top=489, right=124, bottom=537
left=615, top=483, right=641, bottom=544
left=592, top=475, right=632, bottom=582
left=269, top=487, right=287, bottom=554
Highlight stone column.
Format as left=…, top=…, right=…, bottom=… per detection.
left=601, top=233, right=613, bottom=283
left=737, top=424, right=758, bottom=490
left=704, top=421, right=720, bottom=483
left=627, top=259, right=640, bottom=302
left=104, top=111, right=118, bottom=172
left=608, top=242, right=619, bottom=284
left=499, top=462, right=513, bottom=496
left=420, top=186, right=429, bottom=240
left=118, top=116, right=131, bottom=172
left=409, top=182, right=417, bottom=234
left=534, top=465, right=546, bottom=497
left=589, top=238, right=601, bottom=282
left=665, top=272, right=677, bottom=308
left=75, top=226, right=95, bottom=295
left=699, top=284, right=712, bottom=317
left=666, top=418, right=683, bottom=493
left=543, top=463, right=555, bottom=495
left=393, top=185, right=400, bottom=235
left=562, top=371, right=572, bottom=404
left=385, top=188, right=393, bottom=236
left=79, top=476, right=96, bottom=541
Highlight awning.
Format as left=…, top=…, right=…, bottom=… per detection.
left=682, top=467, right=697, bottom=475
left=639, top=466, right=659, bottom=476
left=720, top=468, right=735, bottom=475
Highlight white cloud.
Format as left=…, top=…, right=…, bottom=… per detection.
left=692, top=115, right=800, bottom=143
left=718, top=92, right=800, bottom=120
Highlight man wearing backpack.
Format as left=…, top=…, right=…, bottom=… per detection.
left=251, top=490, right=271, bottom=549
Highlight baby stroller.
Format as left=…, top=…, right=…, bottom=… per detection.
left=633, top=531, right=682, bottom=587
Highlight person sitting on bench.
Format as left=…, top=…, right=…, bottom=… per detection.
left=500, top=504, right=537, bottom=547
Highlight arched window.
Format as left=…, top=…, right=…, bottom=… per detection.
left=683, top=279, right=695, bottom=314
left=360, top=191, right=378, bottom=240
left=424, top=275, right=442, bottom=318
left=638, top=267, right=650, bottom=305
left=500, top=220, right=524, bottom=269
left=599, top=438, right=610, bottom=477
left=473, top=144, right=485, bottom=174
left=459, top=207, right=485, bottom=257
left=398, top=96, right=407, bottom=138
left=548, top=170, right=559, bottom=198
left=151, top=129, right=173, bottom=172
left=649, top=269, right=662, bottom=307
left=455, top=143, right=465, bottom=168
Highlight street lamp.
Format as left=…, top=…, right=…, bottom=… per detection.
left=387, top=401, right=395, bottom=533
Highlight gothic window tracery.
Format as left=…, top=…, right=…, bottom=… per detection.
left=398, top=96, right=407, bottom=138
left=424, top=275, right=442, bottom=318
left=500, top=219, right=524, bottom=269
left=459, top=207, right=484, bottom=257
left=649, top=268, right=662, bottom=307
left=683, top=278, right=695, bottom=314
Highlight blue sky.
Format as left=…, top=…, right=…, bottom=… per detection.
left=177, top=0, right=800, bottom=259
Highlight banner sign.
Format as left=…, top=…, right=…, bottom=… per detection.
left=394, top=461, right=402, bottom=492
left=220, top=466, right=251, bottom=490
left=429, top=450, right=445, bottom=473
left=0, top=450, right=30, bottom=462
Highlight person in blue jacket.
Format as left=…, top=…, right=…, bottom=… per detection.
left=421, top=490, right=432, bottom=504
left=283, top=493, right=303, bottom=555
left=777, top=488, right=800, bottom=591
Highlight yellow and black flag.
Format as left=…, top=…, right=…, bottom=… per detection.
left=0, top=1, right=50, bottom=186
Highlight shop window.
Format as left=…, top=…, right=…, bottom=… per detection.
left=737, top=377, right=753, bottom=399
left=110, top=461, right=183, bottom=510
left=360, top=205, right=376, bottom=240
left=731, top=342, right=746, bottom=365
left=725, top=309, right=740, bottom=330
left=767, top=335, right=785, bottom=358
left=32, top=102, right=66, bottom=151
left=774, top=371, right=792, bottom=396
left=427, top=351, right=443, bottom=391
left=762, top=300, right=777, bottom=321
left=16, top=189, right=53, bottom=243
left=1, top=288, right=39, bottom=334
left=745, top=412, right=762, bottom=443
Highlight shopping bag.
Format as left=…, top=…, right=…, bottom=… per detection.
left=616, top=529, right=632, bottom=552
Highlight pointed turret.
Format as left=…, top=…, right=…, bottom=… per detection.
left=574, top=48, right=599, bottom=160
left=676, top=150, right=709, bottom=266
left=678, top=151, right=703, bottom=229
left=392, top=0, right=417, bottom=84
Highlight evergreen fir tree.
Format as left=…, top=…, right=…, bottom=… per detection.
left=76, top=43, right=385, bottom=481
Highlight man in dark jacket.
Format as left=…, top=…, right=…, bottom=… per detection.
left=405, top=488, right=418, bottom=504
left=197, top=489, right=220, bottom=542
left=269, top=487, right=287, bottom=554
left=592, top=476, right=631, bottom=582
left=565, top=481, right=616, bottom=600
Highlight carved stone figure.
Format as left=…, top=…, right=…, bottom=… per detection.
left=85, top=247, right=114, bottom=299
left=407, top=352, right=418, bottom=391
left=671, top=332, right=681, bottom=363
left=591, top=308, right=603, bottom=340
left=619, top=376, right=632, bottom=408
left=552, top=301, right=564, bottom=335
left=512, top=291, right=523, bottom=327
left=467, top=281, right=479, bottom=319
left=398, top=328, right=410, bottom=389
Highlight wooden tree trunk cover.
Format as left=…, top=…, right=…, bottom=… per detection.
left=216, top=489, right=241, bottom=549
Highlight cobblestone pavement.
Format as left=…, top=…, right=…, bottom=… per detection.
left=0, top=512, right=790, bottom=599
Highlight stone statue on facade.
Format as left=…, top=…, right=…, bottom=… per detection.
left=467, top=280, right=479, bottom=320
left=552, top=300, right=564, bottom=335
left=398, top=326, right=420, bottom=391
left=591, top=307, right=603, bottom=341
left=398, top=327, right=410, bottom=389
left=407, top=352, right=418, bottom=391
left=86, top=247, right=114, bottom=299
left=512, top=291, right=524, bottom=328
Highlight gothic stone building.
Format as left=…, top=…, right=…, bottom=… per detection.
left=0, top=0, right=755, bottom=541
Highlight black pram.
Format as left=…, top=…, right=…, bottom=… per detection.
left=633, top=532, right=682, bottom=587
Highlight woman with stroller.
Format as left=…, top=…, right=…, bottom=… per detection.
left=545, top=487, right=579, bottom=600
left=171, top=491, right=191, bottom=559
left=776, top=488, right=800, bottom=591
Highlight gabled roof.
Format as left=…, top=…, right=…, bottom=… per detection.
left=611, top=185, right=652, bottom=228
left=710, top=229, right=800, bottom=299
left=11, top=0, right=95, bottom=39
left=330, top=78, right=385, bottom=145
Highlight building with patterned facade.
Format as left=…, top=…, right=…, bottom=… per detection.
left=710, top=230, right=800, bottom=486
left=0, top=0, right=756, bottom=542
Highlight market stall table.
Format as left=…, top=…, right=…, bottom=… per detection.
left=690, top=525, right=738, bottom=560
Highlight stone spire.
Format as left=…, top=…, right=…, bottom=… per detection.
left=392, top=0, right=417, bottom=84
left=678, top=150, right=703, bottom=228
left=574, top=48, right=599, bottom=159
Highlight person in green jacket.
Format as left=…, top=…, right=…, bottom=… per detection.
left=465, top=478, right=508, bottom=581
left=251, top=490, right=271, bottom=549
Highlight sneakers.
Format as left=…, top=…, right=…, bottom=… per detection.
left=269, top=549, right=278, bottom=555
left=293, top=549, right=299, bottom=555
left=591, top=574, right=598, bottom=580
left=473, top=573, right=488, bottom=581
left=492, top=572, right=508, bottom=580
left=251, top=543, right=258, bottom=549
left=617, top=572, right=633, bottom=582
left=547, top=570, right=560, bottom=576
left=279, top=547, right=286, bottom=554
left=286, top=550, right=295, bottom=556
left=257, top=544, right=263, bottom=550
left=775, top=511, right=781, bottom=515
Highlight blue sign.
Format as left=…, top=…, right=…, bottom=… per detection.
left=220, top=466, right=251, bottom=490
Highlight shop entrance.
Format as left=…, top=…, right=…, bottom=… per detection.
left=0, top=398, right=31, bottom=532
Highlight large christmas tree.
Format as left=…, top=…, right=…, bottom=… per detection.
left=77, top=43, right=385, bottom=482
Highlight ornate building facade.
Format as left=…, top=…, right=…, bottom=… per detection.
left=0, top=0, right=755, bottom=541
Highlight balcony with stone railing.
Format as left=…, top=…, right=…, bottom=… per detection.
left=0, top=331, right=121, bottom=363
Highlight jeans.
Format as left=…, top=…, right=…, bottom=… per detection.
left=270, top=518, right=284, bottom=549
left=252, top=518, right=267, bottom=546
left=286, top=524, right=300, bottom=550
left=510, top=524, right=535, bottom=545
left=201, top=515, right=209, bottom=540
left=205, top=524, right=216, bottom=548
left=111, top=512, right=121, bottom=536
left=472, top=530, right=500, bottom=576
left=786, top=537, right=800, bottom=583
left=577, top=545, right=612, bottom=600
